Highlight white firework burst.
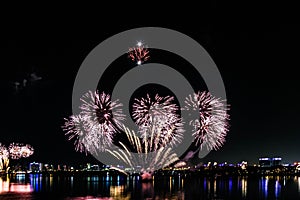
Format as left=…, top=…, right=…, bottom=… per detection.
left=132, top=94, right=184, bottom=147
left=80, top=90, right=125, bottom=133
left=184, top=91, right=230, bottom=150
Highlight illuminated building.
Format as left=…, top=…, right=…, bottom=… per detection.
left=272, top=157, right=282, bottom=166
left=29, top=162, right=42, bottom=172
left=90, top=165, right=99, bottom=171
left=259, top=157, right=282, bottom=167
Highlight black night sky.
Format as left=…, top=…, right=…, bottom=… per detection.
left=0, top=21, right=299, bottom=166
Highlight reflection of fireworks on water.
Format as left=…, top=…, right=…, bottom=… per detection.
left=184, top=91, right=230, bottom=150
left=8, top=143, right=34, bottom=159
left=63, top=91, right=125, bottom=154
left=107, top=125, right=179, bottom=173
left=128, top=42, right=150, bottom=65
left=132, top=94, right=184, bottom=146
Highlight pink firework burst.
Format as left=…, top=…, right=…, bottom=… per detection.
left=0, top=143, right=9, bottom=159
left=184, top=91, right=230, bottom=150
left=128, top=41, right=150, bottom=65
left=20, top=144, right=34, bottom=158
left=8, top=143, right=22, bottom=159
left=62, top=114, right=90, bottom=153
left=132, top=94, right=178, bottom=126
left=80, top=90, right=125, bottom=133
left=132, top=94, right=184, bottom=147
left=62, top=91, right=125, bottom=154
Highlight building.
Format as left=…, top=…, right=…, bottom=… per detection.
left=91, top=165, right=100, bottom=171
left=272, top=157, right=282, bottom=166
left=29, top=162, right=42, bottom=172
left=259, top=157, right=282, bottom=167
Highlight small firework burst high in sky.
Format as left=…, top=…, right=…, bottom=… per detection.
left=63, top=91, right=126, bottom=154
left=128, top=41, right=150, bottom=65
left=184, top=91, right=230, bottom=150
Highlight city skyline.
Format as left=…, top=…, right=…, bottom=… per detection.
left=0, top=23, right=299, bottom=165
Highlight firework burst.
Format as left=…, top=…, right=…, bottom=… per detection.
left=20, top=144, right=34, bottom=158
left=128, top=41, right=150, bottom=65
left=62, top=114, right=90, bottom=153
left=8, top=143, right=22, bottom=159
left=80, top=90, right=125, bottom=133
left=8, top=143, right=34, bottom=159
left=184, top=91, right=230, bottom=150
left=132, top=94, right=184, bottom=147
left=0, top=143, right=9, bottom=159
left=63, top=91, right=125, bottom=154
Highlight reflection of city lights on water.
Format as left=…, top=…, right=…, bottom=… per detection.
left=207, top=178, right=210, bottom=196
left=298, top=177, right=300, bottom=193
left=213, top=179, right=217, bottom=197
left=228, top=178, right=233, bottom=193
left=70, top=176, right=74, bottom=189
left=241, top=178, right=247, bottom=198
left=203, top=177, right=207, bottom=191
left=275, top=178, right=281, bottom=198
left=66, top=197, right=114, bottom=200
left=110, top=185, right=125, bottom=197
left=16, top=173, right=26, bottom=182
left=260, top=177, right=268, bottom=198
left=30, top=174, right=42, bottom=192
left=169, top=177, right=172, bottom=192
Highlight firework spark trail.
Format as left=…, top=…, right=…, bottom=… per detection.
left=128, top=42, right=150, bottom=65
left=184, top=91, right=230, bottom=150
left=107, top=125, right=179, bottom=173
left=0, top=157, right=9, bottom=172
left=141, top=114, right=185, bottom=149
left=63, top=91, right=125, bottom=154
left=132, top=94, right=184, bottom=147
